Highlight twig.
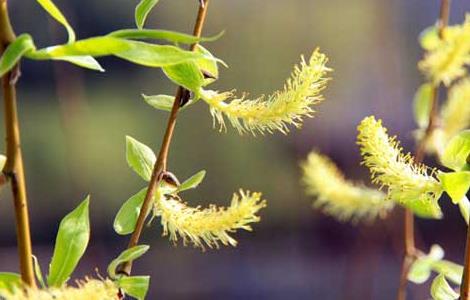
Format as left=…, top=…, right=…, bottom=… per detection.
left=0, top=0, right=36, bottom=287
left=396, top=2, right=450, bottom=299
left=116, top=0, right=211, bottom=277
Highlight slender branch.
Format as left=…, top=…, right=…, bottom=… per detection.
left=116, top=0, right=211, bottom=277
left=0, top=0, right=36, bottom=287
left=396, top=2, right=450, bottom=299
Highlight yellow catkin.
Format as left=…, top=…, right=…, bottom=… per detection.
left=200, top=49, right=331, bottom=135
left=357, top=116, right=443, bottom=219
left=419, top=15, right=470, bottom=86
left=153, top=189, right=266, bottom=249
left=301, top=151, right=393, bottom=222
left=0, top=278, right=118, bottom=300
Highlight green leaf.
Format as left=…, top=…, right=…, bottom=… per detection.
left=176, top=170, right=206, bottom=192
left=32, top=255, right=46, bottom=288
left=459, top=196, right=470, bottom=225
left=109, top=29, right=222, bottom=44
left=0, top=34, right=36, bottom=77
left=135, top=0, right=159, bottom=29
left=439, top=171, right=470, bottom=204
left=419, top=26, right=439, bottom=51
left=163, top=61, right=204, bottom=93
left=413, top=83, right=433, bottom=129
left=29, top=37, right=204, bottom=68
left=47, top=197, right=90, bottom=287
left=36, top=0, right=76, bottom=43
left=54, top=56, right=104, bottom=72
left=114, top=188, right=149, bottom=235
left=0, top=273, right=21, bottom=292
left=142, top=94, right=195, bottom=112
left=431, top=274, right=459, bottom=300
left=117, top=276, right=150, bottom=300
left=126, top=136, right=156, bottom=181
left=195, top=45, right=219, bottom=86
left=107, top=245, right=150, bottom=279
left=433, top=260, right=464, bottom=285
left=442, top=130, right=470, bottom=171
left=403, top=196, right=443, bottom=219
left=409, top=244, right=444, bottom=284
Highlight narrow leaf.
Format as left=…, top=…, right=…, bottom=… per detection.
left=433, top=260, right=464, bottom=285
left=0, top=34, right=35, bottom=77
left=47, top=197, right=90, bottom=287
left=117, top=276, right=150, bottom=300
left=163, top=61, right=204, bottom=93
left=36, top=0, right=76, bottom=43
left=439, top=171, right=470, bottom=204
left=114, top=188, right=148, bottom=235
left=109, top=29, right=222, bottom=44
left=459, top=196, right=470, bottom=225
left=431, top=274, right=459, bottom=300
left=135, top=0, right=159, bottom=29
left=142, top=94, right=194, bottom=112
left=413, top=83, right=433, bottom=128
left=32, top=255, right=46, bottom=288
left=54, top=55, right=104, bottom=72
left=126, top=136, right=156, bottom=181
left=107, top=245, right=150, bottom=279
left=0, top=273, right=21, bottom=292
left=442, top=130, right=470, bottom=171
left=176, top=170, right=206, bottom=192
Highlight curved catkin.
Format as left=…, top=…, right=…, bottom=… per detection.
left=0, top=278, right=118, bottom=300
left=153, top=190, right=266, bottom=249
left=419, top=15, right=470, bottom=86
left=301, top=151, right=393, bottom=222
left=357, top=116, right=443, bottom=219
left=200, top=49, right=331, bottom=135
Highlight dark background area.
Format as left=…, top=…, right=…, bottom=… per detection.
left=0, top=0, right=470, bottom=299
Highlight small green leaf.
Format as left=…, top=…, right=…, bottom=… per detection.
left=433, top=260, right=464, bottom=285
left=195, top=45, right=220, bottom=86
left=431, top=274, right=459, bottom=300
left=32, top=255, right=46, bottom=288
left=442, top=130, right=470, bottom=171
left=0, top=34, right=36, bottom=77
left=0, top=273, right=21, bottom=292
left=117, top=276, right=150, bottom=300
left=404, top=196, right=443, bottom=219
left=409, top=244, right=444, bottom=284
left=459, top=196, right=470, bottom=225
left=126, top=136, right=156, bottom=181
left=419, top=26, right=440, bottom=51
left=36, top=0, right=76, bottom=43
left=439, top=171, right=470, bottom=204
left=107, top=245, right=150, bottom=279
left=135, top=0, right=159, bottom=29
left=142, top=94, right=194, bottom=112
left=413, top=83, right=433, bottom=129
left=109, top=29, right=223, bottom=44
left=114, top=188, right=149, bottom=235
left=54, top=56, right=104, bottom=72
left=163, top=61, right=204, bottom=93
left=47, top=196, right=90, bottom=287
left=176, top=170, right=206, bottom=192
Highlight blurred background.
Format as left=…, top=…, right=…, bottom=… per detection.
left=1, top=0, right=470, bottom=299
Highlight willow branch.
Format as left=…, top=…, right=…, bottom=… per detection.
left=396, top=1, right=450, bottom=299
left=116, top=0, right=211, bottom=277
left=0, top=0, right=36, bottom=287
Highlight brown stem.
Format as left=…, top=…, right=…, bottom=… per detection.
left=0, top=0, right=36, bottom=287
left=116, top=0, right=211, bottom=277
left=396, top=1, right=450, bottom=298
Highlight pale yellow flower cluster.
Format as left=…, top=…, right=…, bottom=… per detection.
left=153, top=189, right=266, bottom=249
left=419, top=15, right=470, bottom=86
left=357, top=116, right=443, bottom=219
left=0, top=279, right=118, bottom=300
left=301, top=151, right=393, bottom=222
left=201, top=49, right=331, bottom=135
